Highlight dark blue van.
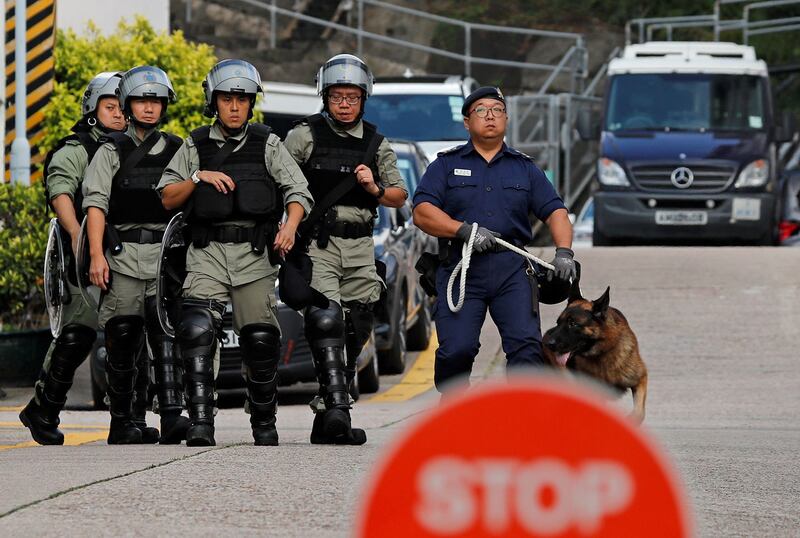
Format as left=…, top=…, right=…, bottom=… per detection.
left=581, top=42, right=795, bottom=245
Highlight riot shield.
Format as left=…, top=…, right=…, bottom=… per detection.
left=156, top=211, right=188, bottom=337
left=43, top=218, right=70, bottom=337
left=74, top=216, right=101, bottom=310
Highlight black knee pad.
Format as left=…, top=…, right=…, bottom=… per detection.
left=50, top=324, right=97, bottom=376
left=240, top=323, right=281, bottom=364
left=105, top=316, right=145, bottom=362
left=177, top=306, right=217, bottom=357
left=305, top=302, right=345, bottom=348
left=143, top=295, right=164, bottom=335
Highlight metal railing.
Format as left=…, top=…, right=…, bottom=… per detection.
left=626, top=0, right=800, bottom=44
left=186, top=0, right=588, bottom=94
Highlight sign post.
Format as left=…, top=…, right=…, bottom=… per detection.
left=358, top=378, right=693, bottom=537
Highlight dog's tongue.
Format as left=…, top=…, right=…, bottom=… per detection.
left=556, top=353, right=570, bottom=367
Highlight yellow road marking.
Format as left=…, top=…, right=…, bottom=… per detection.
left=0, top=406, right=24, bottom=412
left=0, top=430, right=107, bottom=451
left=368, top=330, right=437, bottom=403
left=0, top=421, right=108, bottom=429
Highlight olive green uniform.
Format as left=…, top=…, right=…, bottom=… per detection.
left=82, top=125, right=169, bottom=327
left=283, top=117, right=407, bottom=304
left=37, top=127, right=104, bottom=392
left=157, top=122, right=313, bottom=334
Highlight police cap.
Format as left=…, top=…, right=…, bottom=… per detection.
left=462, top=86, right=505, bottom=117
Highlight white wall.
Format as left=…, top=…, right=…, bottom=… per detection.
left=56, top=0, right=170, bottom=35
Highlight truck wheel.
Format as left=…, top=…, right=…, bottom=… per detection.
left=592, top=226, right=613, bottom=246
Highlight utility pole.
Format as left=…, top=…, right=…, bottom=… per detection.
left=10, top=0, right=30, bottom=185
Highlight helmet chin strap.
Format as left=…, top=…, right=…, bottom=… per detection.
left=218, top=118, right=246, bottom=137
left=131, top=117, right=159, bottom=130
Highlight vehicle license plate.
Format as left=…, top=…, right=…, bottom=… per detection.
left=732, top=198, right=761, bottom=221
left=222, top=329, right=239, bottom=348
left=655, top=210, right=708, bottom=225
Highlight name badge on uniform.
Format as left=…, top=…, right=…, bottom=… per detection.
left=454, top=168, right=472, bottom=176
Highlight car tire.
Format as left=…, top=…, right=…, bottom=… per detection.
left=378, top=296, right=407, bottom=375
left=358, top=349, right=380, bottom=394
left=406, top=297, right=432, bottom=351
left=349, top=369, right=361, bottom=402
left=592, top=226, right=613, bottom=246
left=89, top=343, right=108, bottom=410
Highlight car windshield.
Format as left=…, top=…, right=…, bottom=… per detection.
left=394, top=152, right=420, bottom=195
left=606, top=74, right=765, bottom=132
left=364, top=94, right=465, bottom=141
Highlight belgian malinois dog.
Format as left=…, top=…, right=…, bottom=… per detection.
left=542, top=281, right=648, bottom=424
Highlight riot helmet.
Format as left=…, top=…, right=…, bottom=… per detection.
left=316, top=54, right=373, bottom=125
left=82, top=72, right=123, bottom=119
left=117, top=66, right=176, bottom=128
left=202, top=59, right=262, bottom=119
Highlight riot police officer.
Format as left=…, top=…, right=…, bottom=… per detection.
left=158, top=59, right=313, bottom=447
left=412, top=86, right=577, bottom=392
left=284, top=54, right=407, bottom=445
left=82, top=66, right=190, bottom=444
left=19, top=72, right=125, bottom=445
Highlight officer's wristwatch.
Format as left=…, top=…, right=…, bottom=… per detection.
left=375, top=185, right=386, bottom=199
left=191, top=171, right=201, bottom=184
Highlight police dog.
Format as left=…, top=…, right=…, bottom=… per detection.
left=542, top=282, right=648, bottom=424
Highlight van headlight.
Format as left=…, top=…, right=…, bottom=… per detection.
left=735, top=159, right=769, bottom=188
left=597, top=158, right=630, bottom=186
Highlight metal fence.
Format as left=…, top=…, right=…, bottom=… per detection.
left=626, top=0, right=800, bottom=44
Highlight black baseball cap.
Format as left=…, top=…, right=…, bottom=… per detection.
left=462, top=86, right=505, bottom=117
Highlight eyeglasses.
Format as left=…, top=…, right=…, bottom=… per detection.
left=328, top=95, right=362, bottom=105
left=470, top=106, right=506, bottom=118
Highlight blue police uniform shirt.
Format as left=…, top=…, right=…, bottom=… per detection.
left=412, top=140, right=566, bottom=243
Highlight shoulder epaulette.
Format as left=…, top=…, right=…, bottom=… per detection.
left=163, top=131, right=183, bottom=146
left=437, top=144, right=464, bottom=157
left=509, top=147, right=535, bottom=162
left=190, top=125, right=212, bottom=144
left=248, top=122, right=273, bottom=139
left=97, top=131, right=128, bottom=149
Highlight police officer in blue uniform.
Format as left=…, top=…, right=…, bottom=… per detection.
left=412, top=86, right=576, bottom=392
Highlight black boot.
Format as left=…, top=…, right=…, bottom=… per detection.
left=19, top=324, right=96, bottom=445
left=241, top=323, right=281, bottom=446
left=104, top=316, right=144, bottom=445
left=178, top=305, right=218, bottom=447
left=145, top=299, right=190, bottom=445
left=306, top=303, right=367, bottom=445
left=131, top=348, right=159, bottom=444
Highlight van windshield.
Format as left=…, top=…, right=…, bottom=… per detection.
left=364, top=94, right=465, bottom=141
left=606, top=74, right=765, bottom=132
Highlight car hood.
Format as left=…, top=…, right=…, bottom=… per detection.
left=602, top=131, right=768, bottom=164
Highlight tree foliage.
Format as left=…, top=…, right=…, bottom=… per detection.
left=0, top=182, right=48, bottom=330
left=4, top=18, right=220, bottom=330
left=41, top=17, right=218, bottom=152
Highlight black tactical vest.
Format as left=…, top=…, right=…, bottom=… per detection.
left=43, top=129, right=100, bottom=222
left=106, top=131, right=182, bottom=225
left=190, top=123, right=282, bottom=223
left=302, top=114, right=383, bottom=212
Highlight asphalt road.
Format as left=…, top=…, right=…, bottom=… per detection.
left=1, top=247, right=799, bottom=537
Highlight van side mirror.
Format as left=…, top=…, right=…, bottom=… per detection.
left=775, top=111, right=797, bottom=143
left=577, top=109, right=600, bottom=141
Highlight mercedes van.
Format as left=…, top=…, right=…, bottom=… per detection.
left=580, top=42, right=795, bottom=245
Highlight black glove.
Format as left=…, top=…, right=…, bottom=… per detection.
left=548, top=247, right=576, bottom=281
left=456, top=222, right=499, bottom=254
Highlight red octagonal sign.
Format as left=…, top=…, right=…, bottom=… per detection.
left=357, top=378, right=693, bottom=537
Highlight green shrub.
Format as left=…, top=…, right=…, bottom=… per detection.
left=41, top=17, right=219, bottom=151
left=3, top=18, right=225, bottom=330
left=0, top=182, right=49, bottom=330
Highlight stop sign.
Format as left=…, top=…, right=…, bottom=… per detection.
left=357, top=378, right=693, bottom=537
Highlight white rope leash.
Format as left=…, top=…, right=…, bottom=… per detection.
left=447, top=223, right=555, bottom=313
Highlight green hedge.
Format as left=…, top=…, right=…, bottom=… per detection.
left=3, top=18, right=222, bottom=330
left=0, top=182, right=48, bottom=330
